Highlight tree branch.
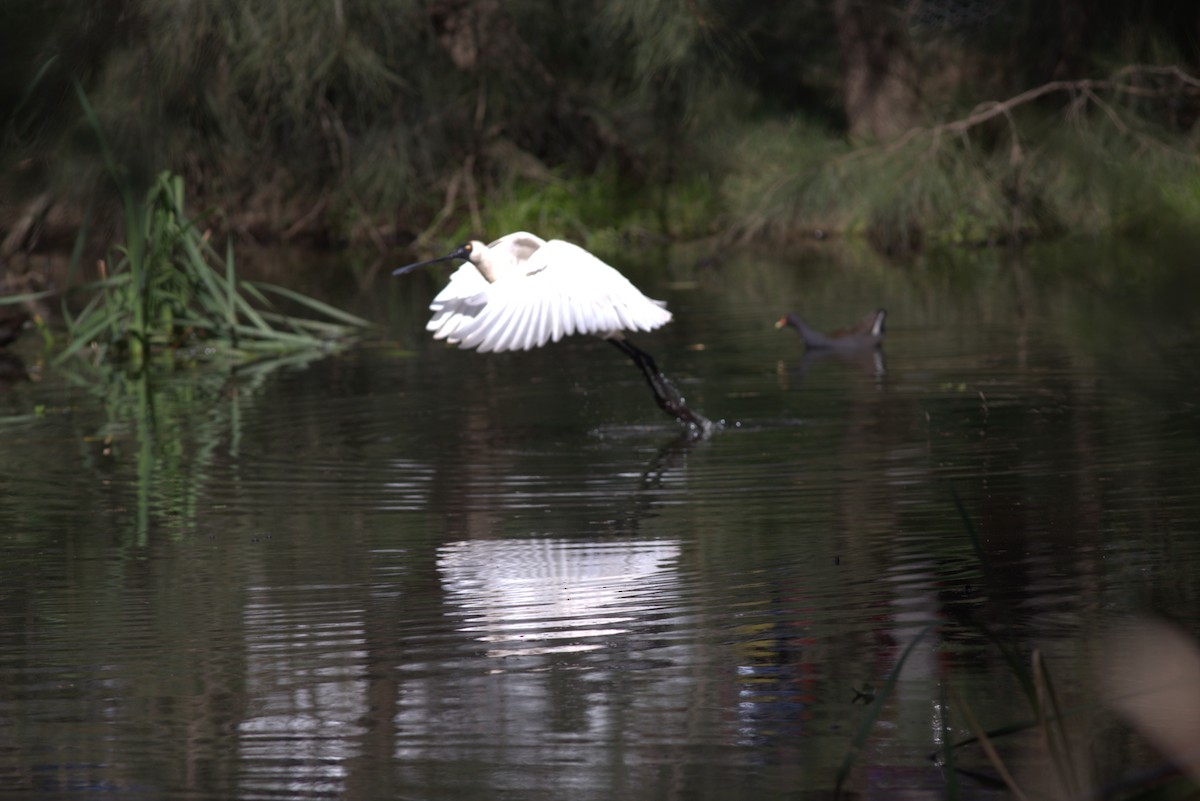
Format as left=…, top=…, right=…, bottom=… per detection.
left=842, top=65, right=1200, bottom=165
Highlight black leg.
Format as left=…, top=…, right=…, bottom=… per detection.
left=608, top=338, right=712, bottom=432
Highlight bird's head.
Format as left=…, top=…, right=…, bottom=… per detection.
left=459, top=241, right=488, bottom=265
left=774, top=314, right=799, bottom=331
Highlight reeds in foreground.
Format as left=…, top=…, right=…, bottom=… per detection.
left=56, top=86, right=369, bottom=368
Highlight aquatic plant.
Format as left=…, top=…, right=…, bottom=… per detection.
left=56, top=87, right=370, bottom=368
left=59, top=350, right=333, bottom=544
left=834, top=487, right=1200, bottom=800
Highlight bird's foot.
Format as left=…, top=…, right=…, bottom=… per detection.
left=650, top=378, right=715, bottom=437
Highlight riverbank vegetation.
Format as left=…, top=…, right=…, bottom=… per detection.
left=54, top=167, right=370, bottom=368
left=0, top=88, right=371, bottom=369
left=3, top=1, right=1200, bottom=264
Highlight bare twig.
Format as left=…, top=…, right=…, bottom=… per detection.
left=0, top=191, right=54, bottom=265
left=281, top=196, right=328, bottom=241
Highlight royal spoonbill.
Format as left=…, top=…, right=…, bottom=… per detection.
left=393, top=232, right=711, bottom=432
left=775, top=308, right=886, bottom=351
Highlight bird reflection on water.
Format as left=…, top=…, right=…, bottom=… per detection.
left=437, top=538, right=684, bottom=659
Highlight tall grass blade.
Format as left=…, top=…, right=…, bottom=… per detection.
left=971, top=621, right=1037, bottom=702
left=947, top=480, right=993, bottom=579
left=0, top=287, right=59, bottom=305
left=949, top=683, right=1032, bottom=801
left=59, top=306, right=123, bottom=362
left=835, top=621, right=938, bottom=798
left=249, top=282, right=374, bottom=328
left=225, top=238, right=238, bottom=347
left=1032, top=650, right=1081, bottom=797
left=73, top=82, right=124, bottom=204
left=253, top=312, right=360, bottom=335
left=945, top=717, right=1039, bottom=755
left=62, top=198, right=96, bottom=329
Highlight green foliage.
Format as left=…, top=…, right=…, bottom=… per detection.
left=6, top=1, right=1200, bottom=250
left=57, top=85, right=369, bottom=368
left=1034, top=114, right=1200, bottom=237
left=721, top=118, right=852, bottom=239
left=53, top=348, right=333, bottom=544
left=439, top=166, right=718, bottom=255
left=60, top=167, right=370, bottom=367
left=724, top=86, right=1200, bottom=250
left=4, top=0, right=751, bottom=243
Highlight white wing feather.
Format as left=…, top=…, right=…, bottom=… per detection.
left=485, top=231, right=546, bottom=264
left=426, top=262, right=490, bottom=343
left=442, top=239, right=671, bottom=353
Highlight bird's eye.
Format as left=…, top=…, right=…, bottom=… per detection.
left=464, top=243, right=472, bottom=252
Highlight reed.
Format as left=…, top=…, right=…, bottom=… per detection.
left=58, top=86, right=369, bottom=368
left=834, top=488, right=1200, bottom=800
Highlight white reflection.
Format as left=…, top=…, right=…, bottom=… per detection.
left=438, top=538, right=682, bottom=657
left=380, top=459, right=436, bottom=511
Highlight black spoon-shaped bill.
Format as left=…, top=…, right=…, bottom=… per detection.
left=392, top=244, right=473, bottom=277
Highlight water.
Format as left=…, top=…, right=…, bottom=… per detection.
left=2, top=239, right=1199, bottom=799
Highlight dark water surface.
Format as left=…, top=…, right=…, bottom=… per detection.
left=2, top=240, right=1199, bottom=799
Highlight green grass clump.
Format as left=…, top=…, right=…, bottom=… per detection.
left=55, top=85, right=370, bottom=369
left=59, top=169, right=370, bottom=369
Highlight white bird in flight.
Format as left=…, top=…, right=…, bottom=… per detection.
left=393, top=231, right=711, bottom=432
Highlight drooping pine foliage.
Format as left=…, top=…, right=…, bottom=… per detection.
left=4, top=0, right=1200, bottom=251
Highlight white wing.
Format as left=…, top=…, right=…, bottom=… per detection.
left=485, top=231, right=546, bottom=264
left=444, top=239, right=672, bottom=353
left=425, top=233, right=547, bottom=344
left=426, top=262, right=490, bottom=344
